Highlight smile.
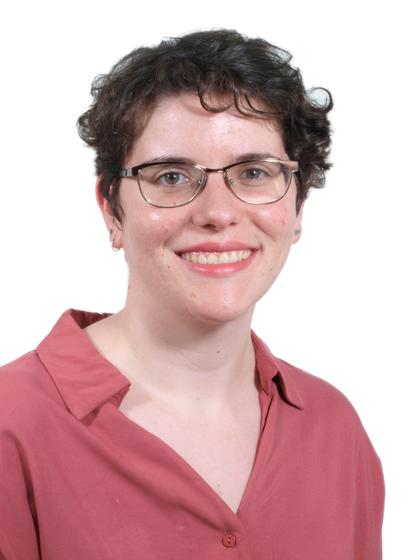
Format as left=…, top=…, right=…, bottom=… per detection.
left=180, top=250, right=252, bottom=265
left=176, top=248, right=257, bottom=278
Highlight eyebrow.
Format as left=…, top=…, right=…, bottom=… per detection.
left=141, top=152, right=285, bottom=166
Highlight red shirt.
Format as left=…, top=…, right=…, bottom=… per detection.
left=0, top=309, right=384, bottom=559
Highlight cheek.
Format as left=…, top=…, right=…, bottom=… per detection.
left=123, top=208, right=183, bottom=256
left=146, top=211, right=173, bottom=246
left=256, top=203, right=295, bottom=239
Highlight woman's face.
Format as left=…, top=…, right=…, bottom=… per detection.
left=99, top=92, right=303, bottom=324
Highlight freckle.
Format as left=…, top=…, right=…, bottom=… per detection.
left=216, top=350, right=221, bottom=354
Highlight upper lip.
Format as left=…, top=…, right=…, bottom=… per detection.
left=176, top=241, right=258, bottom=254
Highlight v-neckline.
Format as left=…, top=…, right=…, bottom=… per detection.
left=96, top=389, right=273, bottom=518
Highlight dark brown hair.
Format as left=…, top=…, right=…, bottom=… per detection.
left=77, top=29, right=333, bottom=221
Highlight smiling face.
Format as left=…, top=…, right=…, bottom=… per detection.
left=98, top=93, right=304, bottom=325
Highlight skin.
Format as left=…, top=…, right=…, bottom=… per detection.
left=86, top=92, right=303, bottom=416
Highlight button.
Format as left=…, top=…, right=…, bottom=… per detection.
left=222, top=533, right=237, bottom=547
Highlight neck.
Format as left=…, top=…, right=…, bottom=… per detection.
left=87, top=296, right=258, bottom=412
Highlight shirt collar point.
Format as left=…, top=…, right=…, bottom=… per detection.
left=36, top=308, right=131, bottom=420
left=251, top=330, right=305, bottom=410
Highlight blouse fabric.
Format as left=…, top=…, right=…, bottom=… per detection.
left=0, top=309, right=384, bottom=559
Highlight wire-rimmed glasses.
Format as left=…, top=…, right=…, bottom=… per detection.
left=118, top=157, right=299, bottom=208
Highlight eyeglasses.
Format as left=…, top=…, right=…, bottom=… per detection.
left=118, top=157, right=299, bottom=208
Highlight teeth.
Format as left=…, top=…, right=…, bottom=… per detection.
left=181, top=250, right=252, bottom=265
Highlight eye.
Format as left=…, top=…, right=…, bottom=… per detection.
left=157, top=171, right=190, bottom=186
left=241, top=167, right=268, bottom=181
left=141, top=164, right=196, bottom=188
left=235, top=163, right=273, bottom=186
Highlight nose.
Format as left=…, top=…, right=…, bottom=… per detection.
left=190, top=170, right=243, bottom=230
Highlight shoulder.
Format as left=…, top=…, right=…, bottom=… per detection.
left=277, top=356, right=383, bottom=473
left=278, top=356, right=357, bottom=408
left=0, top=351, right=42, bottom=398
left=253, top=330, right=362, bottom=423
left=0, top=351, right=61, bottom=431
left=276, top=356, right=372, bottom=439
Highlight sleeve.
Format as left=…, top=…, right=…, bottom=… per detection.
left=0, top=428, right=40, bottom=560
left=353, top=423, right=385, bottom=559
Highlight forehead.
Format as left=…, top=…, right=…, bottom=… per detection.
left=129, top=93, right=286, bottom=165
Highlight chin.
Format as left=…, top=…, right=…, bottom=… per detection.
left=186, top=298, right=256, bottom=325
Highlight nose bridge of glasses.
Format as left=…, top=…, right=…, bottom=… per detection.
left=201, top=166, right=232, bottom=190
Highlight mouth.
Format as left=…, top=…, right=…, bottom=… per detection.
left=179, top=249, right=253, bottom=265
left=174, top=248, right=257, bottom=277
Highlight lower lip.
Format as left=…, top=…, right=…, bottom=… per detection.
left=176, top=251, right=258, bottom=277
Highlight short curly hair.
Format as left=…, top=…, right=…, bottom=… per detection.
left=77, top=29, right=333, bottom=222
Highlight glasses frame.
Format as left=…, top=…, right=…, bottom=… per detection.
left=118, top=157, right=299, bottom=208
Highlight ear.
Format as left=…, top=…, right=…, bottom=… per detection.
left=292, top=200, right=305, bottom=244
left=95, top=178, right=123, bottom=249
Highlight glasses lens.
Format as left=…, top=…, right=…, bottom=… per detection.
left=138, top=163, right=203, bottom=207
left=227, top=160, right=291, bottom=204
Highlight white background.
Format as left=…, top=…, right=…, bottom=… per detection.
left=0, top=0, right=418, bottom=556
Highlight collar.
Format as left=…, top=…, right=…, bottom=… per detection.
left=36, top=309, right=303, bottom=420
left=250, top=331, right=304, bottom=410
left=36, top=309, right=130, bottom=420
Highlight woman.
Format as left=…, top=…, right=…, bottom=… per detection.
left=0, top=30, right=384, bottom=559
